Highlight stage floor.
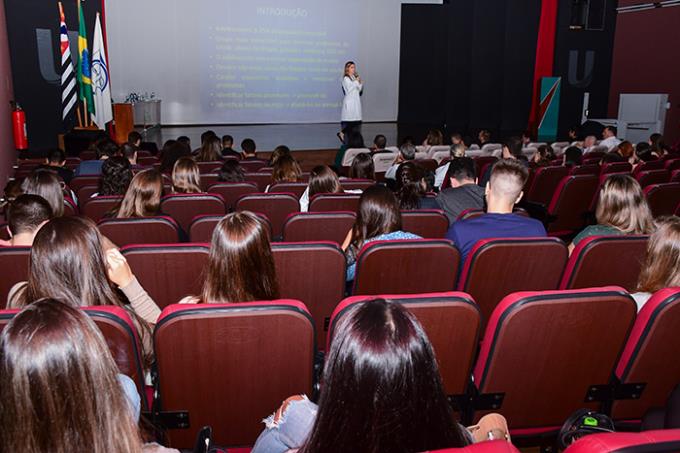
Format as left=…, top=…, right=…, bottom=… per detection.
left=140, top=122, right=399, bottom=152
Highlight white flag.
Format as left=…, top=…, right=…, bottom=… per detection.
left=91, top=13, right=113, bottom=129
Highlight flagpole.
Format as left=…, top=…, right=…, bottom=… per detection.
left=84, top=99, right=89, bottom=127
left=76, top=104, right=83, bottom=128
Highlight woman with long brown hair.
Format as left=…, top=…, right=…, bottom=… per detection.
left=348, top=152, right=375, bottom=180
left=196, top=135, right=223, bottom=162
left=396, top=162, right=438, bottom=210
left=116, top=169, right=164, bottom=218
left=633, top=217, right=680, bottom=310
left=172, top=156, right=202, bottom=194
left=270, top=154, right=302, bottom=187
left=20, top=169, right=65, bottom=217
left=299, top=165, right=343, bottom=212
left=181, top=211, right=279, bottom=304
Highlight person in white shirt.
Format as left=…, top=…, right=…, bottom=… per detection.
left=385, top=143, right=416, bottom=180
left=599, top=126, right=621, bottom=151
left=434, top=143, right=466, bottom=188
left=339, top=61, right=363, bottom=144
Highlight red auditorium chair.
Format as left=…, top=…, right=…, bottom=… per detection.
left=401, top=209, right=449, bottom=238
left=330, top=292, right=480, bottom=401
left=601, top=161, right=632, bottom=176
left=245, top=172, right=273, bottom=191
left=239, top=160, right=267, bottom=172
left=82, top=196, right=123, bottom=221
left=471, top=287, right=636, bottom=433
left=63, top=197, right=78, bottom=216
left=526, top=166, right=569, bottom=206
left=97, top=217, right=181, bottom=246
left=0, top=306, right=147, bottom=408
left=545, top=175, right=599, bottom=237
left=665, top=158, right=680, bottom=172
left=340, top=179, right=375, bottom=191
left=206, top=182, right=258, bottom=210
left=611, top=288, right=680, bottom=421
left=635, top=169, right=670, bottom=188
left=570, top=164, right=600, bottom=176
left=236, top=193, right=299, bottom=238
left=267, top=182, right=308, bottom=198
left=121, top=244, right=209, bottom=308
left=271, top=242, right=345, bottom=349
left=0, top=247, right=30, bottom=309
left=426, top=440, right=520, bottom=452
left=475, top=156, right=498, bottom=180
left=416, top=158, right=438, bottom=172
left=583, top=156, right=603, bottom=166
left=644, top=183, right=680, bottom=217
left=457, top=238, right=568, bottom=324
left=153, top=301, right=315, bottom=448
left=160, top=193, right=226, bottom=233
left=196, top=161, right=222, bottom=174
left=309, top=193, right=361, bottom=212
left=76, top=184, right=100, bottom=202
left=560, top=235, right=648, bottom=291
left=563, top=430, right=680, bottom=453
left=353, top=239, right=460, bottom=295
left=457, top=208, right=529, bottom=222
left=137, top=156, right=158, bottom=167
left=633, top=160, right=665, bottom=175
left=199, top=173, right=220, bottom=191
left=68, top=175, right=101, bottom=193
left=189, top=214, right=272, bottom=242
left=672, top=169, right=680, bottom=183
left=79, top=150, right=97, bottom=160
left=282, top=211, right=355, bottom=244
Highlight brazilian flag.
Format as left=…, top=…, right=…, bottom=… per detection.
left=77, top=0, right=94, bottom=114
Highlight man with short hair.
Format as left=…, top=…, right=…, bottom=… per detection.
left=177, top=136, right=191, bottom=148
left=600, top=126, right=621, bottom=151
left=434, top=143, right=466, bottom=188
left=446, top=159, right=546, bottom=262
left=127, top=131, right=142, bottom=148
left=75, top=138, right=118, bottom=176
left=436, top=157, right=485, bottom=224
left=385, top=143, right=416, bottom=180
left=40, top=148, right=73, bottom=183
left=372, top=134, right=387, bottom=153
left=241, top=138, right=265, bottom=163
left=0, top=194, right=53, bottom=247
left=221, top=134, right=242, bottom=159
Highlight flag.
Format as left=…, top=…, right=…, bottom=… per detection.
left=77, top=0, right=94, bottom=115
left=58, top=2, right=77, bottom=127
left=91, top=13, right=112, bottom=128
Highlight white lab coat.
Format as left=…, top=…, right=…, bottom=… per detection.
left=341, top=76, right=363, bottom=122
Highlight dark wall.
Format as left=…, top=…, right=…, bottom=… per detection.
left=4, top=0, right=103, bottom=151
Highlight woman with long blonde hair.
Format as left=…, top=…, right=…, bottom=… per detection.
left=172, top=157, right=202, bottom=194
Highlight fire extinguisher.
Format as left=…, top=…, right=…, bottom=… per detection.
left=10, top=101, right=28, bottom=150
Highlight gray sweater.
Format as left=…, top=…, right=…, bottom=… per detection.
left=436, top=184, right=486, bottom=224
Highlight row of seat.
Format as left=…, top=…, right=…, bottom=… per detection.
left=2, top=286, right=677, bottom=447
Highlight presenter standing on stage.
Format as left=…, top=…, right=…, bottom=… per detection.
left=339, top=61, right=363, bottom=144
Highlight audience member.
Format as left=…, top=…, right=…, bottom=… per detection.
left=0, top=194, right=52, bottom=247
left=600, top=126, right=621, bottom=151
left=616, top=141, right=636, bottom=166
left=128, top=130, right=142, bottom=148
left=478, top=130, right=491, bottom=147
left=75, top=138, right=118, bottom=176
left=348, top=153, right=375, bottom=180
left=196, top=136, right=223, bottom=162
left=40, top=148, right=74, bottom=183
left=521, top=130, right=533, bottom=147
left=570, top=175, right=653, bottom=251
left=116, top=169, right=164, bottom=218
left=270, top=155, right=302, bottom=187
left=633, top=217, right=680, bottom=311
left=98, top=157, right=133, bottom=197
left=446, top=159, right=546, bottom=262
left=581, top=135, right=597, bottom=153
left=479, top=137, right=525, bottom=187
left=635, top=142, right=654, bottom=162
left=649, top=133, right=666, bottom=158
left=342, top=185, right=420, bottom=281
left=172, top=157, right=202, bottom=194
left=385, top=143, right=416, bottom=180
left=268, top=145, right=292, bottom=166
left=194, top=130, right=217, bottom=154
left=159, top=140, right=191, bottom=173
left=436, top=157, right=484, bottom=224
left=221, top=134, right=242, bottom=159
left=181, top=212, right=279, bottom=304
left=563, top=146, right=583, bottom=167
left=531, top=145, right=554, bottom=167
left=218, top=159, right=246, bottom=183
left=300, top=165, right=343, bottom=212
left=119, top=142, right=139, bottom=168
left=434, top=143, right=466, bottom=187
left=241, top=138, right=261, bottom=160
left=450, top=132, right=464, bottom=146
left=568, top=125, right=580, bottom=143
left=177, top=135, right=191, bottom=148
left=601, top=151, right=626, bottom=164
left=423, top=129, right=444, bottom=147
left=20, top=170, right=64, bottom=217
left=372, top=134, right=388, bottom=153
left=396, top=162, right=438, bottom=210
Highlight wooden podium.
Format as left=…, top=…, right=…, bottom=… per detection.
left=113, top=103, right=134, bottom=143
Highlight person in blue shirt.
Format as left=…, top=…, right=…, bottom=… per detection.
left=446, top=159, right=546, bottom=263
left=75, top=138, right=118, bottom=176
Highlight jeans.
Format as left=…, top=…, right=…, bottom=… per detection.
left=252, top=396, right=318, bottom=453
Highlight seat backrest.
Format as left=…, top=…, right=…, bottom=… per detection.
left=268, top=182, right=308, bottom=198
left=401, top=209, right=449, bottom=238
left=547, top=175, right=599, bottom=235
left=81, top=196, right=123, bottom=221
left=205, top=182, right=258, bottom=210
left=69, top=175, right=101, bottom=193
left=330, top=292, right=480, bottom=398
left=560, top=235, right=649, bottom=291
left=239, top=159, right=267, bottom=172
left=633, top=159, right=665, bottom=175
left=195, top=161, right=222, bottom=174
left=97, top=217, right=181, bottom=247
left=601, top=161, right=632, bottom=175
left=272, top=242, right=345, bottom=350
left=526, top=166, right=569, bottom=206
left=635, top=169, right=670, bottom=188
left=665, top=158, right=680, bottom=172
left=282, top=211, right=355, bottom=244
left=432, top=150, right=451, bottom=164
left=473, top=287, right=636, bottom=429
left=570, top=164, right=600, bottom=176
left=373, top=153, right=396, bottom=172
left=0, top=247, right=30, bottom=309
left=458, top=238, right=568, bottom=325
left=154, top=301, right=314, bottom=448
left=339, top=179, right=375, bottom=191
left=188, top=214, right=272, bottom=242
left=76, top=184, right=100, bottom=203
left=644, top=182, right=680, bottom=217
left=341, top=147, right=371, bottom=167
left=245, top=172, right=273, bottom=191
left=353, top=239, right=460, bottom=296
left=563, top=429, right=680, bottom=453
left=137, top=156, right=158, bottom=167
left=309, top=193, right=361, bottom=212
left=121, top=244, right=209, bottom=308
left=481, top=143, right=502, bottom=153
left=416, top=158, right=438, bottom=172
left=672, top=169, right=680, bottom=183
left=612, top=288, right=680, bottom=420
left=236, top=193, right=299, bottom=238
left=474, top=156, right=498, bottom=180
left=199, top=173, right=220, bottom=191
left=160, top=193, right=226, bottom=233
left=427, top=145, right=451, bottom=158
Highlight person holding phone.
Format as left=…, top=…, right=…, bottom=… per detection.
left=339, top=61, right=363, bottom=144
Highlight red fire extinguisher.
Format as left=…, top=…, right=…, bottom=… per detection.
left=11, top=101, right=28, bottom=150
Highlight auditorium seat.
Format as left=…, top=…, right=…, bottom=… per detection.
left=309, top=193, right=361, bottom=212
left=672, top=169, right=680, bottom=183
left=330, top=292, right=480, bottom=401
left=245, top=172, right=273, bottom=191
left=206, top=182, right=258, bottom=210
left=189, top=214, right=272, bottom=242
left=69, top=175, right=101, bottom=194
left=353, top=239, right=459, bottom=295
left=560, top=235, right=648, bottom=291
left=154, top=301, right=314, bottom=448
left=271, top=242, right=345, bottom=349
left=373, top=152, right=396, bottom=173
left=644, top=183, right=680, bottom=217
left=563, top=429, right=680, bottom=453
left=339, top=179, right=375, bottom=191
left=97, top=217, right=181, bottom=246
left=416, top=158, right=438, bottom=172
left=472, top=287, right=636, bottom=433
left=239, top=160, right=267, bottom=172
left=137, top=156, right=159, bottom=167
left=268, top=182, right=308, bottom=198
left=0, top=247, right=30, bottom=309
left=199, top=173, right=220, bottom=191
left=569, top=164, right=600, bottom=176
left=160, top=193, right=226, bottom=233
left=79, top=150, right=97, bottom=160
left=282, top=211, right=355, bottom=244
left=601, top=161, right=632, bottom=176
left=481, top=143, right=502, bottom=154
left=401, top=209, right=449, bottom=238
left=633, top=159, right=665, bottom=175
left=196, top=161, right=223, bottom=174
left=526, top=166, right=569, bottom=206
left=63, top=197, right=79, bottom=216
left=425, top=145, right=451, bottom=159
left=611, top=288, right=680, bottom=421
left=635, top=169, right=670, bottom=188
left=76, top=184, right=100, bottom=203
left=475, top=156, right=498, bottom=180
left=121, top=244, right=209, bottom=308
left=546, top=175, right=599, bottom=237
left=236, top=193, right=299, bottom=238
left=341, top=147, right=371, bottom=166
left=582, top=156, right=602, bottom=166
left=457, top=238, right=568, bottom=324
left=82, top=195, right=123, bottom=221
left=664, top=158, right=680, bottom=172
